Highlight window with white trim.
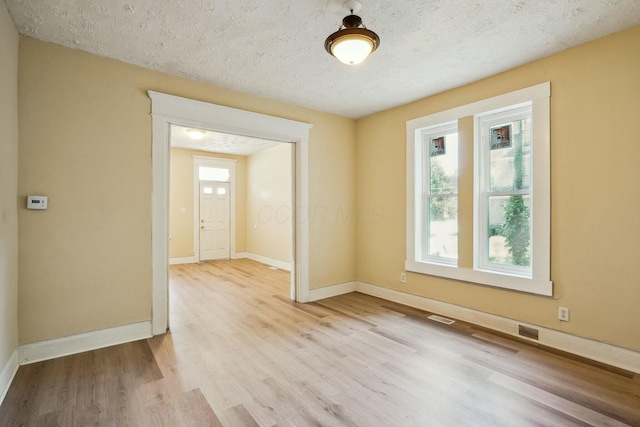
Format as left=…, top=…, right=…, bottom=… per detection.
left=477, top=104, right=532, bottom=277
left=417, top=123, right=458, bottom=265
left=199, top=166, right=230, bottom=182
left=406, top=83, right=552, bottom=296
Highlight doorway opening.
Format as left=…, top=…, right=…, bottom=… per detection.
left=168, top=127, right=295, bottom=269
left=179, top=153, right=238, bottom=263
left=149, top=91, right=313, bottom=335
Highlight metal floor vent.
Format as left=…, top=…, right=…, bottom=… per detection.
left=428, top=315, right=455, bottom=325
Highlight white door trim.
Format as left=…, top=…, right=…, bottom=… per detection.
left=149, top=91, right=313, bottom=335
left=192, top=156, right=237, bottom=262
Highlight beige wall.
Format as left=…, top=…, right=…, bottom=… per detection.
left=0, top=2, right=19, bottom=373
left=355, top=25, right=640, bottom=352
left=169, top=148, right=247, bottom=258
left=20, top=20, right=638, bottom=354
left=18, top=36, right=356, bottom=343
left=308, top=114, right=357, bottom=287
left=247, top=144, right=292, bottom=263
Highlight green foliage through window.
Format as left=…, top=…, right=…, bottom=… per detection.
left=503, top=195, right=530, bottom=266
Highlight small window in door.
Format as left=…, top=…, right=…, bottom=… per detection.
left=203, top=187, right=214, bottom=194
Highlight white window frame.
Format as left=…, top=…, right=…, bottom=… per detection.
left=476, top=104, right=532, bottom=277
left=406, top=82, right=552, bottom=296
left=416, top=122, right=458, bottom=266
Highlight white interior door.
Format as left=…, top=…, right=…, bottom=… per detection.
left=199, top=181, right=230, bottom=261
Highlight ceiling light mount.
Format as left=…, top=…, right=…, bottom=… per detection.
left=342, top=0, right=362, bottom=14
left=186, top=128, right=206, bottom=140
left=325, top=0, right=380, bottom=66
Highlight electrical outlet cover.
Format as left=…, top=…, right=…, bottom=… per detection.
left=558, top=307, right=569, bottom=322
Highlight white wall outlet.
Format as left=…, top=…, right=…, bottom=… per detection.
left=558, top=307, right=570, bottom=322
left=400, top=272, right=407, bottom=283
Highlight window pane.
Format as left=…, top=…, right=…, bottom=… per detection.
left=426, top=197, right=458, bottom=259
left=490, top=119, right=531, bottom=192
left=199, top=166, right=229, bottom=182
left=487, top=195, right=531, bottom=267
left=429, top=133, right=458, bottom=194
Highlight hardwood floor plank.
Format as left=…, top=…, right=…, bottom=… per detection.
left=2, top=258, right=639, bottom=426
left=180, top=388, right=224, bottom=427
left=489, top=372, right=631, bottom=427
left=223, top=404, right=260, bottom=427
left=463, top=344, right=640, bottom=425
left=270, top=295, right=331, bottom=318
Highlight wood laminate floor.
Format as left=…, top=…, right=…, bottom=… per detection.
left=1, top=259, right=639, bottom=426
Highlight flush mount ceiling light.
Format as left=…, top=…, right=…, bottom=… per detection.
left=325, top=0, right=380, bottom=65
left=186, top=128, right=206, bottom=140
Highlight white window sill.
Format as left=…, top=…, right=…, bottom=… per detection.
left=405, top=260, right=552, bottom=296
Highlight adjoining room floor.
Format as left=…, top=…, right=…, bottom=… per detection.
left=2, top=259, right=639, bottom=426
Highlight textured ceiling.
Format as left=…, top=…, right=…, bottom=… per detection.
left=5, top=0, right=640, bottom=119
left=171, top=124, right=281, bottom=155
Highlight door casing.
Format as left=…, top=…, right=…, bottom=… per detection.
left=149, top=91, right=313, bottom=335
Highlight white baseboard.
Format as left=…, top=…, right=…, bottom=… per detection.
left=356, top=282, right=640, bottom=374
left=175, top=252, right=290, bottom=271
left=308, top=281, right=357, bottom=302
left=169, top=256, right=196, bottom=265
left=243, top=253, right=292, bottom=271
left=0, top=349, right=18, bottom=406
left=232, top=251, right=248, bottom=260
left=18, top=321, right=152, bottom=365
